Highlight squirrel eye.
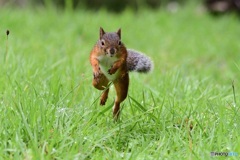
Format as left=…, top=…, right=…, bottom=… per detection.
left=118, top=40, right=121, bottom=45
left=101, top=40, right=105, bottom=46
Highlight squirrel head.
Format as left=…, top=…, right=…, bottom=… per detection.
left=98, top=27, right=125, bottom=57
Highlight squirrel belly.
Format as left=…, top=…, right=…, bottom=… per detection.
left=97, top=55, right=120, bottom=81
left=127, top=49, right=153, bottom=73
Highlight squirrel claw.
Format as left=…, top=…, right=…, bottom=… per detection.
left=108, top=69, right=113, bottom=75
left=100, top=99, right=106, bottom=105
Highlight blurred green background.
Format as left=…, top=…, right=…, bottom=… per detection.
left=1, top=0, right=240, bottom=13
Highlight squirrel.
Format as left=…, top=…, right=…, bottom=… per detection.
left=90, top=27, right=153, bottom=120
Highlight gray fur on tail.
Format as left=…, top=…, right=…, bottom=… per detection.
left=127, top=49, right=153, bottom=73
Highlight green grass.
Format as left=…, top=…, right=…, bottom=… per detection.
left=1, top=4, right=240, bottom=159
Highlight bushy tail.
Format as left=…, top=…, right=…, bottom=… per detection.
left=127, top=49, right=153, bottom=73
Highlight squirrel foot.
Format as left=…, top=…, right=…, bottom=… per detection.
left=100, top=88, right=109, bottom=106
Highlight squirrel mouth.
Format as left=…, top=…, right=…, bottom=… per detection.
left=105, top=52, right=115, bottom=57
left=104, top=52, right=113, bottom=57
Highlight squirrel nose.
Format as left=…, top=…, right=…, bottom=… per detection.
left=110, top=48, right=115, bottom=55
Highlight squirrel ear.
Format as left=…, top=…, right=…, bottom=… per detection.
left=117, top=28, right=121, bottom=39
left=100, top=27, right=105, bottom=39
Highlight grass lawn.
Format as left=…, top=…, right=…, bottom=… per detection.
left=0, top=4, right=240, bottom=159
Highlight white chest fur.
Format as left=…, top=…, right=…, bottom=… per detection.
left=97, top=55, right=119, bottom=81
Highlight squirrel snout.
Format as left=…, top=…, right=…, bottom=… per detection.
left=105, top=47, right=117, bottom=56
left=110, top=48, right=115, bottom=55
left=106, top=47, right=117, bottom=56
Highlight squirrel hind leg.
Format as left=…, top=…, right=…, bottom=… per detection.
left=112, top=74, right=129, bottom=121
left=113, top=102, right=120, bottom=121
left=92, top=74, right=109, bottom=90
left=100, top=88, right=109, bottom=106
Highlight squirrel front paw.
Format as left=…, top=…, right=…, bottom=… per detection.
left=108, top=68, right=115, bottom=75
left=108, top=69, right=112, bottom=75
left=108, top=66, right=117, bottom=75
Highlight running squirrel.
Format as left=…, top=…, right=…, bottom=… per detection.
left=90, top=27, right=153, bottom=120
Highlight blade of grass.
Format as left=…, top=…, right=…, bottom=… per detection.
left=128, top=95, right=157, bottom=122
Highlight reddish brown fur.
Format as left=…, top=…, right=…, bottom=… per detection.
left=90, top=28, right=129, bottom=121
